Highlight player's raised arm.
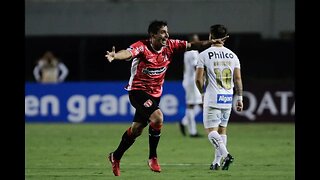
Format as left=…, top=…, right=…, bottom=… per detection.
left=105, top=46, right=132, bottom=62
left=186, top=36, right=229, bottom=51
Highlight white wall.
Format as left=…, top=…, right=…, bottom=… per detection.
left=25, top=0, right=295, bottom=38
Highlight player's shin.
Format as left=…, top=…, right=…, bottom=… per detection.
left=149, top=122, right=162, bottom=159
left=113, top=127, right=136, bottom=160
left=208, top=131, right=228, bottom=158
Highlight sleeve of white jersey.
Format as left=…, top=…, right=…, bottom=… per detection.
left=197, top=53, right=205, bottom=68
left=234, top=54, right=241, bottom=69
left=33, top=60, right=44, bottom=82
left=58, top=62, right=69, bottom=82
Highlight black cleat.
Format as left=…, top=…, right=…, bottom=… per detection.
left=179, top=122, right=186, bottom=136
left=190, top=133, right=203, bottom=138
left=221, top=154, right=234, bottom=170
left=209, top=163, right=220, bottom=171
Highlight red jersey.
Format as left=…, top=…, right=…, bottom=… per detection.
left=125, top=39, right=187, bottom=97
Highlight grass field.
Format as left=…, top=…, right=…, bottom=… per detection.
left=25, top=122, right=294, bottom=180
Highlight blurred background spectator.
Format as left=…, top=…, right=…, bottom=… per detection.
left=33, top=51, right=69, bottom=83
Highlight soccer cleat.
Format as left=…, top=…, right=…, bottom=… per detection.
left=148, top=157, right=161, bottom=172
left=190, top=133, right=203, bottom=138
left=221, top=154, right=234, bottom=170
left=179, top=122, right=186, bottom=136
left=108, top=152, right=120, bottom=176
left=209, top=163, right=220, bottom=171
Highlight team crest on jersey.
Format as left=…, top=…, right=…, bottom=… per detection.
left=144, top=99, right=153, bottom=107
left=161, top=52, right=169, bottom=62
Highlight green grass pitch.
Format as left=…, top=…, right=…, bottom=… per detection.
left=25, top=122, right=294, bottom=179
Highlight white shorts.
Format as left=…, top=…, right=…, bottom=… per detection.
left=183, top=83, right=202, bottom=105
left=203, top=106, right=232, bottom=129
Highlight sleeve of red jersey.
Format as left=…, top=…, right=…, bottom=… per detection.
left=126, top=41, right=144, bottom=59
left=168, top=39, right=188, bottom=53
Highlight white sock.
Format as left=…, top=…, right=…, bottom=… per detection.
left=213, top=134, right=227, bottom=165
left=186, top=108, right=197, bottom=135
left=221, top=134, right=227, bottom=146
left=181, top=109, right=188, bottom=126
left=208, top=131, right=229, bottom=159
left=194, top=105, right=202, bottom=117
left=213, top=149, right=222, bottom=165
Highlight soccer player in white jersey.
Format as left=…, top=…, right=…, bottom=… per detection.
left=195, top=24, right=243, bottom=171
left=105, top=20, right=228, bottom=176
left=180, top=34, right=203, bottom=137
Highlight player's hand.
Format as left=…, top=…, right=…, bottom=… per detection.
left=212, top=35, right=229, bottom=45
left=236, top=100, right=243, bottom=112
left=105, top=46, right=116, bottom=62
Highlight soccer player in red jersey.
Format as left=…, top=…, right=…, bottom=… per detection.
left=105, top=20, right=228, bottom=176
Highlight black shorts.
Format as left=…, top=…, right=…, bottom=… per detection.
left=129, top=90, right=160, bottom=127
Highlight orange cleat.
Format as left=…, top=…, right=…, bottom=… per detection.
left=148, top=157, right=161, bottom=172
left=108, top=152, right=120, bottom=176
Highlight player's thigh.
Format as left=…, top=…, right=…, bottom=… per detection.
left=219, top=108, right=232, bottom=127
left=129, top=90, right=160, bottom=125
left=203, top=106, right=222, bottom=129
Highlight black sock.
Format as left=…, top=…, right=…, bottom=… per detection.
left=149, top=125, right=161, bottom=159
left=113, top=128, right=135, bottom=160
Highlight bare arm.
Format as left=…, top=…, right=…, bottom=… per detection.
left=195, top=67, right=205, bottom=94
left=186, top=36, right=229, bottom=51
left=233, top=68, right=243, bottom=111
left=105, top=46, right=132, bottom=62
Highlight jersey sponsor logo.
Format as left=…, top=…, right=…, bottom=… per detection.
left=144, top=99, right=153, bottom=107
left=217, top=94, right=233, bottom=104
left=208, top=51, right=234, bottom=59
left=142, top=67, right=167, bottom=75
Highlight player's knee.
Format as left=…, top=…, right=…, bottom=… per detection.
left=131, top=127, right=143, bottom=137
left=150, top=121, right=162, bottom=131
left=131, top=124, right=146, bottom=138
left=218, top=126, right=227, bottom=134
left=150, top=109, right=163, bottom=125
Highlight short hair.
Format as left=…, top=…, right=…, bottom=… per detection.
left=188, top=34, right=199, bottom=42
left=210, top=24, right=228, bottom=39
left=148, top=20, right=168, bottom=34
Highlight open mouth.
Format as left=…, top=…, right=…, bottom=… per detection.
left=161, top=38, right=167, bottom=45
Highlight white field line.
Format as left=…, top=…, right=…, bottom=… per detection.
left=89, top=162, right=210, bottom=166
left=125, top=163, right=209, bottom=166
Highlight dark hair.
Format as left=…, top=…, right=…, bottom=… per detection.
left=188, top=34, right=199, bottom=42
left=148, top=20, right=167, bottom=34
left=210, top=24, right=228, bottom=39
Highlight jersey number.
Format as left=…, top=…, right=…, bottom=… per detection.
left=214, top=68, right=232, bottom=89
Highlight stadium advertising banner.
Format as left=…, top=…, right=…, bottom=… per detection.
left=25, top=81, right=294, bottom=123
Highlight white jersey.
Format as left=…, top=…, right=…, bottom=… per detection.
left=197, top=46, right=240, bottom=109
left=182, top=50, right=202, bottom=104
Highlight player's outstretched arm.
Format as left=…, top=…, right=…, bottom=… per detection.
left=105, top=46, right=132, bottom=62
left=187, top=36, right=229, bottom=51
